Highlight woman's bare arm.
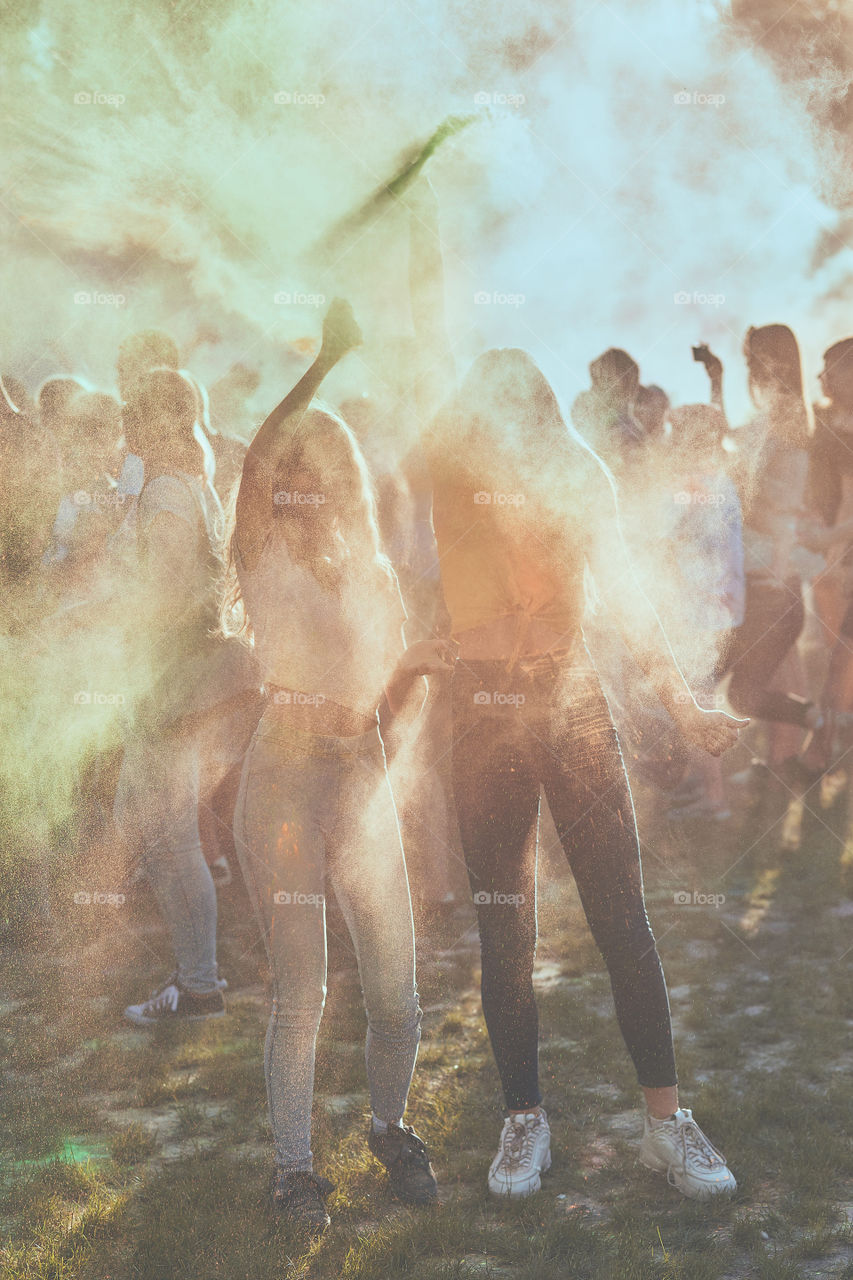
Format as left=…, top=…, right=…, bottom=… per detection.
left=235, top=298, right=362, bottom=570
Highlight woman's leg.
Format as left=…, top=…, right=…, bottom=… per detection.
left=328, top=740, right=422, bottom=1125
left=451, top=688, right=542, bottom=1111
left=233, top=729, right=333, bottom=1172
left=116, top=729, right=219, bottom=994
left=542, top=670, right=678, bottom=1099
left=723, top=580, right=812, bottom=727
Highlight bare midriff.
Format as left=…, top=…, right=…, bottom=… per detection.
left=265, top=687, right=377, bottom=736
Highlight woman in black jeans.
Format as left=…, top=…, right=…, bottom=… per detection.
left=423, top=346, right=745, bottom=1202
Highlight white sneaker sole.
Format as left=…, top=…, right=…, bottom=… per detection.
left=124, top=1007, right=226, bottom=1026
left=640, top=1150, right=736, bottom=1199
left=488, top=1148, right=551, bottom=1198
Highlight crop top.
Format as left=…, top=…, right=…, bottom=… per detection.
left=235, top=531, right=406, bottom=717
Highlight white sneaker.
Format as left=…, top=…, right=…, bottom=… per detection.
left=488, top=1109, right=551, bottom=1198
left=640, top=1107, right=736, bottom=1200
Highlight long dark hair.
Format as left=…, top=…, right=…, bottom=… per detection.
left=220, top=405, right=396, bottom=643
left=433, top=347, right=600, bottom=478
left=743, top=324, right=810, bottom=447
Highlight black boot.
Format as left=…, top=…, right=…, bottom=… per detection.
left=270, top=1170, right=335, bottom=1236
left=367, top=1122, right=438, bottom=1205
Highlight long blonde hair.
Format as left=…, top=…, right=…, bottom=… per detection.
left=220, top=404, right=396, bottom=643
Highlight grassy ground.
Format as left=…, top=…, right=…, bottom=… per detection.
left=1, top=764, right=852, bottom=1280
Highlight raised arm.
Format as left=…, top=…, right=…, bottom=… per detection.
left=235, top=298, right=362, bottom=569
left=692, top=344, right=728, bottom=426
left=584, top=460, right=747, bottom=756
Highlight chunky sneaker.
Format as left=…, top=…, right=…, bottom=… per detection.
left=640, top=1108, right=736, bottom=1200
left=367, top=1122, right=438, bottom=1205
left=123, top=980, right=225, bottom=1025
left=270, top=1170, right=334, bottom=1236
left=488, top=1109, right=551, bottom=1198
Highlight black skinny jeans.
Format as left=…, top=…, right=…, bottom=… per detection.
left=715, top=577, right=811, bottom=728
left=450, top=648, right=677, bottom=1111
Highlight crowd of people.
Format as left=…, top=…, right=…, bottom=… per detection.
left=4, top=178, right=853, bottom=1234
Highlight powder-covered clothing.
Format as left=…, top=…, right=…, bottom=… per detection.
left=235, top=532, right=406, bottom=717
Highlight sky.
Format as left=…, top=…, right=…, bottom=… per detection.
left=2, top=0, right=853, bottom=426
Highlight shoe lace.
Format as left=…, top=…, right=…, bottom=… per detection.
left=399, top=1126, right=429, bottom=1164
left=500, top=1117, right=537, bottom=1171
left=668, top=1115, right=726, bottom=1181
left=146, top=983, right=180, bottom=1014
left=380, top=1125, right=430, bottom=1171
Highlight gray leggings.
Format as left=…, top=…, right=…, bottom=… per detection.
left=233, top=706, right=422, bottom=1173
left=114, top=730, right=220, bottom=994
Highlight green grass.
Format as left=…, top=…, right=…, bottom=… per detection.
left=1, top=779, right=852, bottom=1279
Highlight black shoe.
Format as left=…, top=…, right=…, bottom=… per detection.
left=123, top=981, right=226, bottom=1025
left=270, top=1170, right=334, bottom=1235
left=367, top=1122, right=438, bottom=1205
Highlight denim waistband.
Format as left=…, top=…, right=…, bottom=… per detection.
left=255, top=705, right=383, bottom=757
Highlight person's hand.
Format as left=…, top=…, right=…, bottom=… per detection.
left=320, top=298, right=363, bottom=366
left=395, top=638, right=457, bottom=679
left=693, top=343, right=723, bottom=380
left=672, top=700, right=748, bottom=757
